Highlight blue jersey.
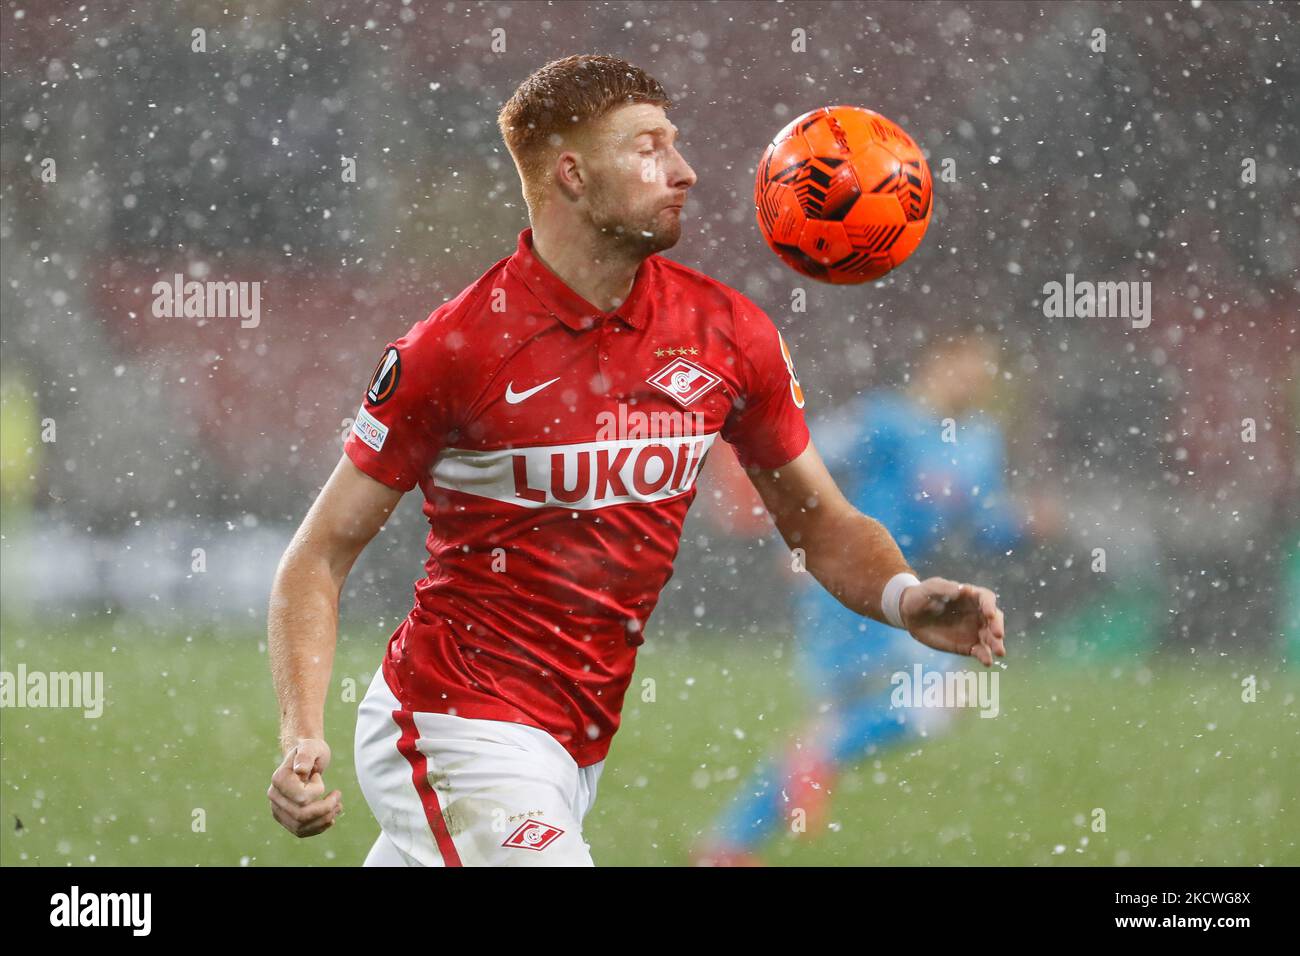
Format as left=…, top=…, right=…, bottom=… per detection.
left=797, top=390, right=1023, bottom=692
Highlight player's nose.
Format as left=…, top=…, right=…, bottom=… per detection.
left=668, top=148, right=698, bottom=191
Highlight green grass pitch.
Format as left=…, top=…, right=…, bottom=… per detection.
left=1, top=617, right=1296, bottom=866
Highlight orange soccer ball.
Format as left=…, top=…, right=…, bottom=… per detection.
left=754, top=105, right=934, bottom=284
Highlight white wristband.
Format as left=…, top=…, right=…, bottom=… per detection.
left=882, top=572, right=921, bottom=629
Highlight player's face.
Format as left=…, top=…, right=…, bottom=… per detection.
left=946, top=341, right=999, bottom=411
left=581, top=103, right=697, bottom=255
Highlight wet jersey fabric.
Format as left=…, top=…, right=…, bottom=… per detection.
left=344, top=228, right=810, bottom=766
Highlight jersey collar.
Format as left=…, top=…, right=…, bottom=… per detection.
left=508, top=227, right=651, bottom=332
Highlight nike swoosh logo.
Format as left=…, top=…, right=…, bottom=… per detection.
left=505, top=377, right=561, bottom=404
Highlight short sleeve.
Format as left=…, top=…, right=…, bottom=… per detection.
left=720, top=294, right=810, bottom=471
left=343, top=311, right=460, bottom=492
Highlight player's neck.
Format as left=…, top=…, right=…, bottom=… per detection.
left=529, top=220, right=643, bottom=314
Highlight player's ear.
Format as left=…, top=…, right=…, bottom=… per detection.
left=553, top=150, right=586, bottom=201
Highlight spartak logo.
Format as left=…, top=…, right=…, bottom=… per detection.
left=502, top=820, right=566, bottom=851
left=646, top=357, right=721, bottom=408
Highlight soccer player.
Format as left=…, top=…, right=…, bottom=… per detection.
left=266, top=54, right=1006, bottom=867
left=697, top=333, right=1049, bottom=865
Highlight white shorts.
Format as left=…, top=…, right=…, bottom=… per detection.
left=353, top=668, right=604, bottom=867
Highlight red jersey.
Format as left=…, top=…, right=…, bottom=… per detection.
left=344, top=228, right=809, bottom=766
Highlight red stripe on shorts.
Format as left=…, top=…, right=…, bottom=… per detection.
left=392, top=710, right=463, bottom=867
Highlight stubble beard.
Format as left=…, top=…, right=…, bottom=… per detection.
left=585, top=187, right=681, bottom=257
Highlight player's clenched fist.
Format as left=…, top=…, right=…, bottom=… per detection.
left=899, top=578, right=1006, bottom=667
left=268, top=738, right=343, bottom=838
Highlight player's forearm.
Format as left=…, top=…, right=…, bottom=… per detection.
left=790, top=504, right=916, bottom=624
left=268, top=547, right=345, bottom=752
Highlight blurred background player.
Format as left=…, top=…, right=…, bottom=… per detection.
left=0, top=367, right=40, bottom=624
left=695, top=329, right=1061, bottom=865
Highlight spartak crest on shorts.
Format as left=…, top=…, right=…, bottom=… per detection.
left=502, top=819, right=566, bottom=851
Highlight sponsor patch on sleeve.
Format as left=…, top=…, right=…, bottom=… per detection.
left=352, top=406, right=389, bottom=452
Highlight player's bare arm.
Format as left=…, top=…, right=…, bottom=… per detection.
left=746, top=440, right=1007, bottom=667
left=267, top=455, right=403, bottom=838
